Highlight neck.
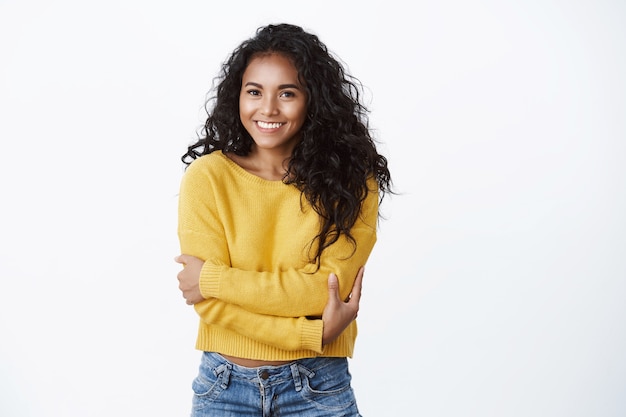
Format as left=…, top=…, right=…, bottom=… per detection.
left=254, top=147, right=291, bottom=180
left=228, top=146, right=292, bottom=181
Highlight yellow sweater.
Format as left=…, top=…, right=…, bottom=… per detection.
left=177, top=151, right=379, bottom=360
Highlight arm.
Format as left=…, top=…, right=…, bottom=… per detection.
left=192, top=297, right=323, bottom=352
left=196, top=182, right=379, bottom=318
left=177, top=261, right=364, bottom=351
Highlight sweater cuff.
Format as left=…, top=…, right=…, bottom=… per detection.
left=199, top=262, right=223, bottom=299
left=300, top=319, right=324, bottom=354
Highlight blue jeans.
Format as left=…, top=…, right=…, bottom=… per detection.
left=190, top=352, right=362, bottom=417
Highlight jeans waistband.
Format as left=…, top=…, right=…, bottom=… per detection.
left=201, top=351, right=347, bottom=389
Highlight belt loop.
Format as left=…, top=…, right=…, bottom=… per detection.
left=213, top=363, right=232, bottom=389
left=290, top=363, right=302, bottom=392
left=291, top=363, right=316, bottom=392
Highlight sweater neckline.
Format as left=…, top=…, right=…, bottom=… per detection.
left=217, top=151, right=289, bottom=187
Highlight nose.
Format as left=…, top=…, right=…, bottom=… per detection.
left=260, top=96, right=279, bottom=116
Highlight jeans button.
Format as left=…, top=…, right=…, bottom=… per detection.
left=260, top=370, right=269, bottom=380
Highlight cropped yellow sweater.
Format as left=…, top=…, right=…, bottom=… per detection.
left=177, top=151, right=379, bottom=361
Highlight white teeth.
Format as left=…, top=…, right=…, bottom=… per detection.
left=257, top=121, right=283, bottom=129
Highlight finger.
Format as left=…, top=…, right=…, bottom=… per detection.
left=174, top=255, right=185, bottom=265
left=327, top=273, right=342, bottom=303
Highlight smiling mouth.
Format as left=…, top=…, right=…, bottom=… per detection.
left=256, top=121, right=284, bottom=129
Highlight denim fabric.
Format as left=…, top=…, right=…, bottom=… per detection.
left=190, top=352, right=362, bottom=417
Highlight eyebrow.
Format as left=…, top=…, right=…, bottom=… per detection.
left=244, top=82, right=301, bottom=90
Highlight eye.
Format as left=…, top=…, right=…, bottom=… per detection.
left=280, top=90, right=296, bottom=98
left=246, top=89, right=261, bottom=96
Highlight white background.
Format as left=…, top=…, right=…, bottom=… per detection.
left=1, top=0, right=625, bottom=416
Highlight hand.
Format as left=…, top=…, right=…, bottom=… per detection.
left=321, top=267, right=364, bottom=346
left=175, top=254, right=206, bottom=305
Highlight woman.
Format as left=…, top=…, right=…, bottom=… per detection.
left=175, top=23, right=391, bottom=416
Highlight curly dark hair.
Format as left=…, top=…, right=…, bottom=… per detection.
left=182, top=23, right=392, bottom=266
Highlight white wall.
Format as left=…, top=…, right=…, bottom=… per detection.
left=1, top=1, right=624, bottom=416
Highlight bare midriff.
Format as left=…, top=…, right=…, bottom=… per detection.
left=221, top=354, right=292, bottom=368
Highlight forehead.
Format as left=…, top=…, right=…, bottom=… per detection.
left=242, top=53, right=301, bottom=84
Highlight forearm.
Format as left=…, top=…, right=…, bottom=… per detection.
left=198, top=229, right=375, bottom=317
left=193, top=298, right=323, bottom=353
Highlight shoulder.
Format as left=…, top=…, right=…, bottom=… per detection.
left=179, top=152, right=232, bottom=195
left=365, top=177, right=380, bottom=205
left=185, top=151, right=227, bottom=172
left=359, top=176, right=380, bottom=224
left=183, top=151, right=232, bottom=181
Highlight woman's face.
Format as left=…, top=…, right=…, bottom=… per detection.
left=239, top=53, right=308, bottom=155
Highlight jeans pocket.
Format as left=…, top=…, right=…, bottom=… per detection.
left=191, top=363, right=230, bottom=411
left=299, top=365, right=357, bottom=412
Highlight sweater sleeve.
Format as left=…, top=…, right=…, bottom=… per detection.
left=193, top=298, right=324, bottom=353
left=198, top=180, right=379, bottom=318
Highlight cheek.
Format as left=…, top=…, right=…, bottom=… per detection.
left=285, top=101, right=307, bottom=121
left=238, top=94, right=245, bottom=111
left=239, top=98, right=253, bottom=119
left=296, top=104, right=308, bottom=125
left=239, top=91, right=250, bottom=112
